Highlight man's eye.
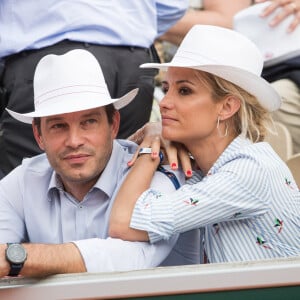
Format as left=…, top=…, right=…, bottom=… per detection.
left=51, top=123, right=65, bottom=129
left=83, top=119, right=97, bottom=125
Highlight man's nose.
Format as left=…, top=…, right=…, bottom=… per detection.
left=65, top=127, right=84, bottom=148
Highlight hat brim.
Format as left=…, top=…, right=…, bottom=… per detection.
left=6, top=88, right=138, bottom=124
left=141, top=62, right=281, bottom=112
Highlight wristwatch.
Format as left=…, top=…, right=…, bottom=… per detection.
left=5, top=243, right=27, bottom=276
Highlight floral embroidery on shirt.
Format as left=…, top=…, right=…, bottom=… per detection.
left=141, top=190, right=162, bottom=209
left=274, top=218, right=283, bottom=233
left=256, top=236, right=271, bottom=249
left=232, top=212, right=242, bottom=218
left=213, top=223, right=220, bottom=235
left=183, top=198, right=199, bottom=206
left=285, top=178, right=295, bottom=190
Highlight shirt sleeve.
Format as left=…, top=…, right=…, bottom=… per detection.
left=0, top=167, right=26, bottom=243
left=73, top=236, right=178, bottom=273
left=74, top=166, right=184, bottom=272
left=131, top=156, right=271, bottom=243
left=155, top=0, right=189, bottom=36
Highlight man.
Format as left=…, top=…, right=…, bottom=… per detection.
left=0, top=0, right=188, bottom=178
left=0, top=49, right=199, bottom=278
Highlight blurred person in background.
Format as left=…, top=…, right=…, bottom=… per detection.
left=0, top=0, right=188, bottom=179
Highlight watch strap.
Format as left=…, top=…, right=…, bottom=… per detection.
left=8, top=263, right=24, bottom=277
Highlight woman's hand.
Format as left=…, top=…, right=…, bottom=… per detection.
left=255, top=0, right=300, bottom=32
left=127, top=122, right=193, bottom=177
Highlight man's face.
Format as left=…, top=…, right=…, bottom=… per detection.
left=33, top=107, right=119, bottom=195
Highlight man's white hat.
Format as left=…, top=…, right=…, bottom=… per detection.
left=141, top=24, right=281, bottom=112
left=234, top=1, right=300, bottom=67
left=6, top=49, right=138, bottom=124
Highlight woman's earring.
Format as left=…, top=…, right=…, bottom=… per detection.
left=217, top=116, right=228, bottom=138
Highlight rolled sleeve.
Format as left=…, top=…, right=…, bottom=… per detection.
left=130, top=189, right=175, bottom=243
left=73, top=236, right=177, bottom=273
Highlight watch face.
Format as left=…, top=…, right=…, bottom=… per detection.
left=6, top=244, right=27, bottom=264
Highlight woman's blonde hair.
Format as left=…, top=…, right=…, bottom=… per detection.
left=196, top=70, right=273, bottom=142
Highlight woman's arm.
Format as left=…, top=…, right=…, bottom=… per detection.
left=109, top=153, right=160, bottom=241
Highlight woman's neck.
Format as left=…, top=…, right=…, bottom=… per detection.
left=187, top=134, right=236, bottom=175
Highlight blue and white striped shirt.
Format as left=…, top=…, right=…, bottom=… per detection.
left=131, top=136, right=300, bottom=263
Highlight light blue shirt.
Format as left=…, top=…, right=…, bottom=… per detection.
left=0, top=0, right=188, bottom=58
left=131, top=137, right=300, bottom=263
left=0, top=140, right=199, bottom=272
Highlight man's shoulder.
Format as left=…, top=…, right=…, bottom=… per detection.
left=17, top=153, right=53, bottom=177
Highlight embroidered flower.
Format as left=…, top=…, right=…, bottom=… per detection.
left=183, top=197, right=199, bottom=206
left=274, top=218, right=283, bottom=233
left=256, top=236, right=271, bottom=249
left=232, top=212, right=242, bottom=218
left=213, top=223, right=220, bottom=235
left=285, top=178, right=295, bottom=190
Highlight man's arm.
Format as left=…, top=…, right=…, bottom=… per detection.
left=156, top=0, right=189, bottom=36
left=0, top=243, right=85, bottom=278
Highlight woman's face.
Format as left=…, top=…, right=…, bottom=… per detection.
left=160, top=67, right=223, bottom=145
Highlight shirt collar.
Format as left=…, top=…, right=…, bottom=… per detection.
left=47, top=140, right=136, bottom=200
left=208, top=136, right=251, bottom=175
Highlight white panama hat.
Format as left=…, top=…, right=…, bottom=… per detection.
left=234, top=1, right=300, bottom=67
left=141, top=24, right=281, bottom=112
left=6, top=49, right=138, bottom=124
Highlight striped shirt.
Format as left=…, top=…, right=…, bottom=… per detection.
left=131, top=136, right=300, bottom=263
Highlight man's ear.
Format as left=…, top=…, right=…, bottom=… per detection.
left=219, top=96, right=241, bottom=121
left=32, top=123, right=45, bottom=151
left=111, top=111, right=120, bottom=139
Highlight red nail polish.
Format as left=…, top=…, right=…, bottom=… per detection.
left=152, top=152, right=158, bottom=158
left=171, top=163, right=177, bottom=169
left=186, top=170, right=193, bottom=177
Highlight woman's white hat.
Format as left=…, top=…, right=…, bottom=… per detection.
left=234, top=1, right=300, bottom=67
left=6, top=49, right=138, bottom=124
left=141, top=24, right=281, bottom=112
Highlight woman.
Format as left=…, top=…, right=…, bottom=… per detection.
left=110, top=25, right=300, bottom=263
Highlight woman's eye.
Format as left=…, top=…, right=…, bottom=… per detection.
left=179, top=87, right=191, bottom=95
left=161, top=86, right=169, bottom=94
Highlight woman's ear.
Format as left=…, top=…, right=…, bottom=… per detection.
left=219, top=96, right=241, bottom=121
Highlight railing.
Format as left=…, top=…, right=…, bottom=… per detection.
left=0, top=256, right=299, bottom=299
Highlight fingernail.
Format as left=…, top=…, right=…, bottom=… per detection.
left=186, top=170, right=193, bottom=177
left=171, top=162, right=177, bottom=170
left=152, top=152, right=158, bottom=158
left=127, top=161, right=133, bottom=167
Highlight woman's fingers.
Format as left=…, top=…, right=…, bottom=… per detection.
left=164, top=141, right=179, bottom=170
left=177, top=145, right=193, bottom=178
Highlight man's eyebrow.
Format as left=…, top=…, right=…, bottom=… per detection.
left=45, top=112, right=102, bottom=124
left=81, top=112, right=102, bottom=118
left=45, top=117, right=64, bottom=125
